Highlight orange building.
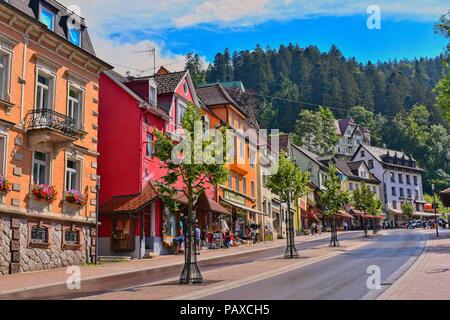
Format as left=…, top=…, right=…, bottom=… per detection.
left=196, top=83, right=267, bottom=240
left=0, top=1, right=110, bottom=275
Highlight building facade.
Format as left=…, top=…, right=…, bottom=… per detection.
left=335, top=117, right=371, bottom=158
left=351, top=145, right=426, bottom=223
left=0, top=0, right=110, bottom=275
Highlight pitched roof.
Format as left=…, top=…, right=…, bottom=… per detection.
left=5, top=0, right=96, bottom=56
left=334, top=158, right=380, bottom=184
left=196, top=83, right=247, bottom=117
left=356, top=145, right=423, bottom=172
left=150, top=71, right=187, bottom=95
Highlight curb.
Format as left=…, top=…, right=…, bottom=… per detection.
left=377, top=236, right=431, bottom=300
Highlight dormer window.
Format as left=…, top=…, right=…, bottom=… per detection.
left=68, top=28, right=81, bottom=46
left=149, top=81, right=157, bottom=106
left=39, top=5, right=55, bottom=31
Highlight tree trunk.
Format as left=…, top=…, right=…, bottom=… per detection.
left=330, top=214, right=339, bottom=247
left=364, top=211, right=368, bottom=237
left=373, top=217, right=376, bottom=234
left=179, top=191, right=203, bottom=284
left=284, top=199, right=298, bottom=259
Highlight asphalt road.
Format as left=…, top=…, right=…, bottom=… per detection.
left=201, top=229, right=427, bottom=300
left=0, top=231, right=363, bottom=300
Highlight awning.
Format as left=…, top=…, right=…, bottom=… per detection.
left=413, top=211, right=442, bottom=218
left=337, top=210, right=355, bottom=219
left=221, top=198, right=270, bottom=217
left=388, top=208, right=403, bottom=215
left=350, top=208, right=365, bottom=216
left=196, top=191, right=230, bottom=215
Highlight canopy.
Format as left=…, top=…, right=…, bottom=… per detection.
left=337, top=210, right=354, bottom=219
left=220, top=198, right=269, bottom=217
left=413, top=212, right=442, bottom=218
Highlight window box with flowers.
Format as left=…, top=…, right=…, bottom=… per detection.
left=0, top=175, right=11, bottom=194
left=32, top=184, right=57, bottom=202
left=63, top=190, right=86, bottom=215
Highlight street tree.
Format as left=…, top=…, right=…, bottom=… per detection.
left=352, top=181, right=374, bottom=237
left=266, top=152, right=311, bottom=258
left=402, top=202, right=415, bottom=224
left=434, top=11, right=450, bottom=123
left=319, top=165, right=349, bottom=247
left=367, top=197, right=382, bottom=234
left=153, top=103, right=229, bottom=284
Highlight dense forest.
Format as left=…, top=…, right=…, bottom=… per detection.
left=185, top=42, right=450, bottom=193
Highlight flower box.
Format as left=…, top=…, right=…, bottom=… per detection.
left=64, top=190, right=87, bottom=207
left=32, top=184, right=57, bottom=202
left=0, top=175, right=11, bottom=193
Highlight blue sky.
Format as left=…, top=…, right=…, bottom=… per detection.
left=62, top=0, right=449, bottom=75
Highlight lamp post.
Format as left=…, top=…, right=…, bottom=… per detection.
left=432, top=183, right=439, bottom=237
left=95, top=176, right=101, bottom=265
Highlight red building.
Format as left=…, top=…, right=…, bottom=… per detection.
left=98, top=68, right=227, bottom=258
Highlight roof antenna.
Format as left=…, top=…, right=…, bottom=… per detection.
left=132, top=43, right=156, bottom=76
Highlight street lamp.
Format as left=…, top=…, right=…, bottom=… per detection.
left=432, top=183, right=439, bottom=237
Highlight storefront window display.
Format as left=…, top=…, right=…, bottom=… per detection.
left=111, top=216, right=135, bottom=251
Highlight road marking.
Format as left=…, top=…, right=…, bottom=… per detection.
left=167, top=241, right=373, bottom=300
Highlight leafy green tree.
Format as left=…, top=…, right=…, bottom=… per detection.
left=367, top=197, right=382, bottom=234
left=402, top=202, right=414, bottom=223
left=266, top=152, right=311, bottom=258
left=319, top=165, right=350, bottom=247
left=352, top=182, right=375, bottom=237
left=258, top=100, right=278, bottom=129
left=185, top=53, right=205, bottom=85
left=349, top=106, right=386, bottom=146
left=153, top=103, right=229, bottom=284
left=294, top=107, right=338, bottom=156
left=435, top=11, right=450, bottom=123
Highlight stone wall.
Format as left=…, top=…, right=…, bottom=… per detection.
left=0, top=213, right=94, bottom=275
left=0, top=216, right=11, bottom=275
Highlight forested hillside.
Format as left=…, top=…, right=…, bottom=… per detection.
left=186, top=43, right=449, bottom=193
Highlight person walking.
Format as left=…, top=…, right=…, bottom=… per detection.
left=195, top=224, right=201, bottom=255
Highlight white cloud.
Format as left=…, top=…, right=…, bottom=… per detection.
left=59, top=0, right=447, bottom=74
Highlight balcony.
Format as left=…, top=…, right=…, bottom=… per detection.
left=25, top=108, right=85, bottom=154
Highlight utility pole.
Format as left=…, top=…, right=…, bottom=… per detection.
left=432, top=183, right=439, bottom=237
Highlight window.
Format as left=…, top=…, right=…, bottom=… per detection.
left=263, top=198, right=267, bottom=214
left=235, top=176, right=240, bottom=193
left=407, top=189, right=412, bottom=198
left=68, top=87, right=83, bottom=129
left=182, top=82, right=188, bottom=96
left=251, top=181, right=255, bottom=198
left=31, top=225, right=48, bottom=244
left=243, top=176, right=247, bottom=195
left=391, top=187, right=396, bottom=196
left=398, top=173, right=403, bottom=184
left=0, top=51, right=11, bottom=100
left=399, top=188, right=404, bottom=197
left=201, top=115, right=210, bottom=135
left=268, top=202, right=272, bottom=216
left=415, top=190, right=419, bottom=199
left=349, top=183, right=353, bottom=191
left=390, top=172, right=395, bottom=183
left=249, top=149, right=255, bottom=168
left=146, top=134, right=153, bottom=156
left=68, top=28, right=81, bottom=46
left=392, top=201, right=397, bottom=210
left=413, top=176, right=418, bottom=186
left=372, top=186, right=377, bottom=194
left=64, top=229, right=80, bottom=245
left=240, top=139, right=245, bottom=159
left=262, top=174, right=267, bottom=187
left=348, top=147, right=353, bottom=154
left=406, top=175, right=411, bottom=185
left=36, top=73, right=54, bottom=110
left=0, top=135, right=6, bottom=175
left=238, top=117, right=241, bottom=130
left=176, top=101, right=187, bottom=125
left=361, top=150, right=365, bottom=157
left=32, top=151, right=48, bottom=185
left=39, top=6, right=55, bottom=30
left=230, top=111, right=234, bottom=126
left=355, top=183, right=359, bottom=189
left=65, top=159, right=79, bottom=191
left=149, top=82, right=157, bottom=106
left=368, top=160, right=374, bottom=169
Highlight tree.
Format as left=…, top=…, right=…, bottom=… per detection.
left=293, top=107, right=338, bottom=156
left=434, top=11, right=450, bottom=123
left=349, top=106, right=386, bottom=146
left=402, top=202, right=414, bottom=224
left=367, top=197, right=382, bottom=234
left=266, top=152, right=311, bottom=258
left=153, top=103, right=229, bottom=284
left=319, top=165, right=350, bottom=247
left=185, top=53, right=205, bottom=85
left=352, top=182, right=375, bottom=237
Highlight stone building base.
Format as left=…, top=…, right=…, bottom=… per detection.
left=0, top=213, right=96, bottom=275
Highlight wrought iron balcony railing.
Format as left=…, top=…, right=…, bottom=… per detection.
left=25, top=108, right=83, bottom=138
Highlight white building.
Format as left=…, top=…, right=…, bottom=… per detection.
left=351, top=145, right=426, bottom=222
left=335, top=118, right=371, bottom=158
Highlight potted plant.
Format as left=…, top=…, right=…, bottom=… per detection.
left=64, top=190, right=87, bottom=206
left=32, top=184, right=57, bottom=202
left=0, top=175, right=11, bottom=193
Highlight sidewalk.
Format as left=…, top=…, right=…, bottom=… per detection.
left=379, top=229, right=450, bottom=300
left=0, top=231, right=347, bottom=295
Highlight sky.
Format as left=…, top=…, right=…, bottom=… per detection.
left=59, top=0, right=449, bottom=76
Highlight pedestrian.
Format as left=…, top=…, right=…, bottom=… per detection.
left=195, top=224, right=201, bottom=255
left=343, top=221, right=348, bottom=232
left=310, top=222, right=316, bottom=235
left=317, top=223, right=323, bottom=235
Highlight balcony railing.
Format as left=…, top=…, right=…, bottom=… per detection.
left=25, top=108, right=83, bottom=138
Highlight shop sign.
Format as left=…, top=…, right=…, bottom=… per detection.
left=223, top=189, right=246, bottom=205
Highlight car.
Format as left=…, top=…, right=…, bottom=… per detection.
left=408, top=220, right=423, bottom=229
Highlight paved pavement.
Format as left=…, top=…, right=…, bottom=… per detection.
left=379, top=229, right=450, bottom=300
left=0, top=231, right=363, bottom=299
left=191, top=229, right=427, bottom=300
